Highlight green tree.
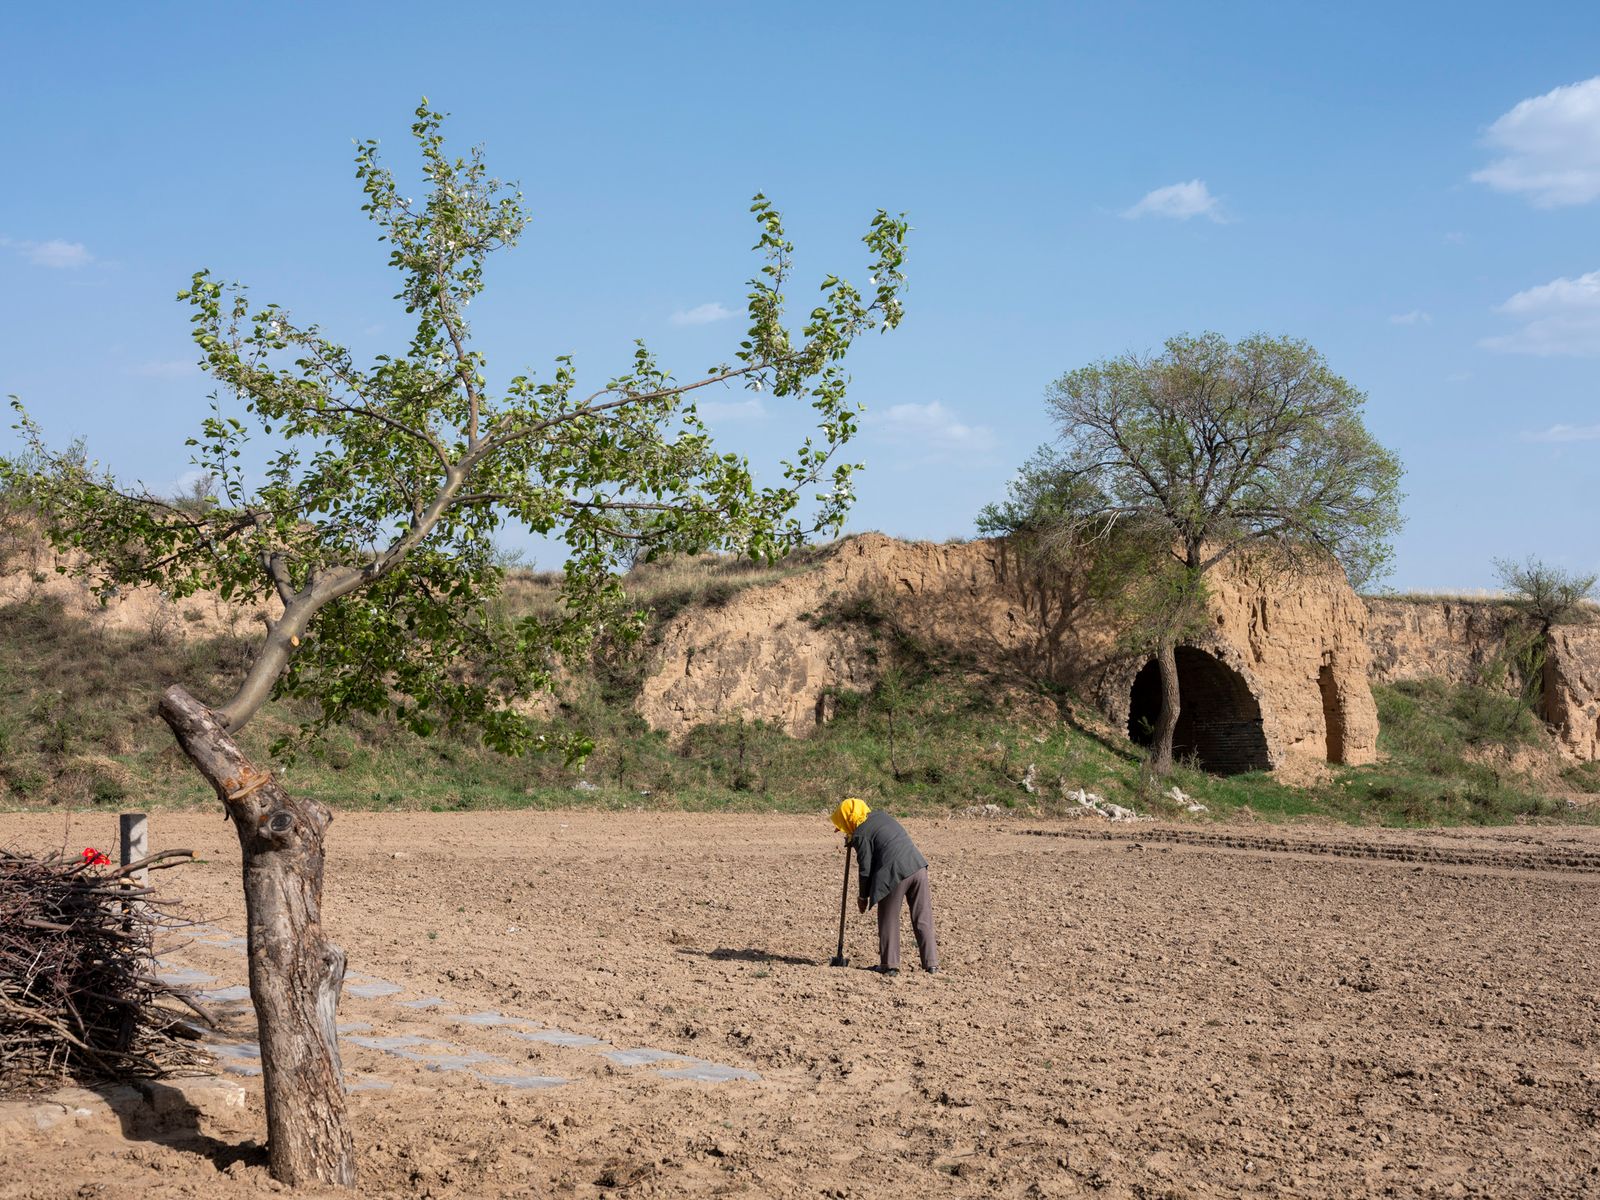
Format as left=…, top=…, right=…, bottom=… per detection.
left=981, top=332, right=1402, bottom=774
left=4, top=102, right=907, bottom=1186
left=1492, top=556, right=1597, bottom=720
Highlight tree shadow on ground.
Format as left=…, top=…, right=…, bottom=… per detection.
left=1054, top=694, right=1143, bottom=764
left=90, top=1078, right=267, bottom=1174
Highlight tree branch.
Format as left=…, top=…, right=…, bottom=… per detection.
left=263, top=553, right=296, bottom=607
left=319, top=399, right=452, bottom=471
left=431, top=252, right=483, bottom=444
left=484, top=363, right=767, bottom=450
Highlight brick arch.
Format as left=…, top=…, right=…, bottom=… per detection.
left=1127, top=647, right=1272, bottom=775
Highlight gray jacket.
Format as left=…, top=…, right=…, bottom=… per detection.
left=853, top=811, right=928, bottom=909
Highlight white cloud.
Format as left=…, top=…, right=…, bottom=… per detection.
left=1482, top=269, right=1600, bottom=356
left=3, top=237, right=94, bottom=269
left=670, top=302, right=734, bottom=327
left=872, top=401, right=997, bottom=462
left=1521, top=422, right=1600, bottom=443
left=1122, top=180, right=1224, bottom=222
left=1472, top=76, right=1600, bottom=207
left=127, top=359, right=198, bottom=379
left=1498, top=271, right=1600, bottom=315
left=1389, top=310, right=1432, bottom=326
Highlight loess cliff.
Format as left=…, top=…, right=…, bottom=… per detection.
left=637, top=534, right=1382, bottom=775
left=1366, top=597, right=1600, bottom=762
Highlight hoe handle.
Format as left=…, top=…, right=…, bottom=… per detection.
left=832, top=840, right=854, bottom=964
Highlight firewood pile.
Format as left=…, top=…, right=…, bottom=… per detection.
left=0, top=844, right=207, bottom=1088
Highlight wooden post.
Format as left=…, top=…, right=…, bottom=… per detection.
left=120, top=813, right=149, bottom=884
left=119, top=812, right=148, bottom=931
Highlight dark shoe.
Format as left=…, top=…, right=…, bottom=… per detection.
left=875, top=966, right=900, bottom=977
left=923, top=966, right=938, bottom=974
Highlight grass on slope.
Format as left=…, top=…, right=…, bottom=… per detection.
left=0, top=586, right=1586, bottom=827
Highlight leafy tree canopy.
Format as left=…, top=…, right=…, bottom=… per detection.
left=1493, top=556, right=1597, bottom=632
left=6, top=101, right=909, bottom=762
left=980, top=332, right=1404, bottom=592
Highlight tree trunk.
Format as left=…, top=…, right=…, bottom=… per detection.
left=158, top=685, right=356, bottom=1188
left=1150, top=637, right=1181, bottom=775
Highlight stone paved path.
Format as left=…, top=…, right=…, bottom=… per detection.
left=156, top=923, right=761, bottom=1094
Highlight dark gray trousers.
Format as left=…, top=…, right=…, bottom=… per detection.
left=877, top=867, right=938, bottom=971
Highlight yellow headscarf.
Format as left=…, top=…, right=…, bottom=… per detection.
left=830, top=797, right=871, bottom=836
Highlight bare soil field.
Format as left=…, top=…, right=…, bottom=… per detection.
left=2, top=810, right=1598, bottom=1199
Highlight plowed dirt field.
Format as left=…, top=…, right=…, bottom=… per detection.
left=2, top=811, right=1597, bottom=1198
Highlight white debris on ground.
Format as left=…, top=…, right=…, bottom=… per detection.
left=573, top=780, right=599, bottom=793
left=960, top=803, right=1008, bottom=818
left=1167, top=785, right=1208, bottom=814
left=1020, top=763, right=1039, bottom=794
left=1066, top=788, right=1146, bottom=822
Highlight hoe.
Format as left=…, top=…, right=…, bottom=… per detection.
left=829, top=839, right=854, bottom=967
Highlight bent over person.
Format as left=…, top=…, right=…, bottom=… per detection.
left=830, top=798, right=939, bottom=976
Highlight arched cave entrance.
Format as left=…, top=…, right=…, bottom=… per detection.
left=1127, top=647, right=1272, bottom=775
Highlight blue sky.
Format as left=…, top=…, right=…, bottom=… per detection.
left=2, top=2, right=1596, bottom=590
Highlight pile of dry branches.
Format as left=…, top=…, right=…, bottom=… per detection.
left=0, top=845, right=204, bottom=1088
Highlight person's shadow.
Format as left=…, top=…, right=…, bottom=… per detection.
left=675, top=947, right=822, bottom=966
